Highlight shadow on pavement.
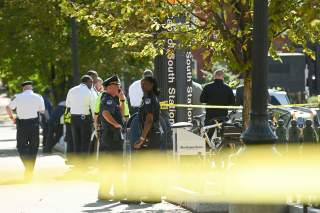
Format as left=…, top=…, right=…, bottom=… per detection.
left=125, top=203, right=153, bottom=210
left=82, top=201, right=122, bottom=213
left=0, top=139, right=16, bottom=142
left=0, top=148, right=18, bottom=157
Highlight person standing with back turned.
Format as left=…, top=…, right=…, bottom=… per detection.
left=65, top=75, right=94, bottom=163
left=6, top=81, right=45, bottom=181
left=200, top=69, right=235, bottom=137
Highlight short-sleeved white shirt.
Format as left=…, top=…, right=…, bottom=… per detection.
left=8, top=90, right=45, bottom=119
left=128, top=80, right=143, bottom=107
left=66, top=84, right=94, bottom=115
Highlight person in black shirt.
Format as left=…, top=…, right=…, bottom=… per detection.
left=200, top=69, right=235, bottom=125
left=134, top=76, right=161, bottom=150
left=132, top=76, right=162, bottom=204
left=43, top=101, right=66, bottom=153
left=98, top=75, right=126, bottom=201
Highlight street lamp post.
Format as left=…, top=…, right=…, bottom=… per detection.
left=71, top=17, right=80, bottom=86
left=315, top=43, right=320, bottom=93
left=241, top=0, right=277, bottom=144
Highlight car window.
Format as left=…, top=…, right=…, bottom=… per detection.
left=270, top=96, right=281, bottom=105
left=270, top=93, right=290, bottom=105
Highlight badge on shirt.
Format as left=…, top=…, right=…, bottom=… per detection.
left=106, top=100, right=113, bottom=105
left=145, top=98, right=151, bottom=105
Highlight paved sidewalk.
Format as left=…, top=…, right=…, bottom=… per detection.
left=0, top=92, right=189, bottom=213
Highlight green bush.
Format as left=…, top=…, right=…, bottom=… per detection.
left=307, top=96, right=319, bottom=104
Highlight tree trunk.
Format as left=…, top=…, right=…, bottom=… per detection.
left=243, top=73, right=252, bottom=129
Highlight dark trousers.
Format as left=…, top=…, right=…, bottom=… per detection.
left=71, top=115, right=92, bottom=154
left=65, top=123, right=73, bottom=154
left=100, top=128, right=123, bottom=152
left=42, top=121, right=49, bottom=147
left=16, top=118, right=40, bottom=174
left=99, top=128, right=124, bottom=198
left=43, top=123, right=63, bottom=152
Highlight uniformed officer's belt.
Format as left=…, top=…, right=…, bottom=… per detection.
left=71, top=114, right=91, bottom=120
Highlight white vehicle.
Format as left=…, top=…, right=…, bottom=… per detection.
left=230, top=89, right=315, bottom=128
left=268, top=89, right=290, bottom=105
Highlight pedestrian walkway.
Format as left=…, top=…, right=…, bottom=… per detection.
left=0, top=88, right=189, bottom=212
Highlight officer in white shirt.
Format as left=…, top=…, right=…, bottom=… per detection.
left=128, top=69, right=153, bottom=114
left=66, top=75, right=94, bottom=155
left=6, top=81, right=45, bottom=180
left=87, top=70, right=99, bottom=100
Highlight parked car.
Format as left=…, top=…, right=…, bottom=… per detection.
left=230, top=89, right=316, bottom=128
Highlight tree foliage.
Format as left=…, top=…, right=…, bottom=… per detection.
left=61, top=0, right=320, bottom=127
left=0, top=0, right=151, bottom=102
left=61, top=0, right=320, bottom=72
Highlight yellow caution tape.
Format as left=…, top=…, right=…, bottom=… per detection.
left=160, top=101, right=243, bottom=110
left=268, top=103, right=318, bottom=109
left=160, top=101, right=319, bottom=110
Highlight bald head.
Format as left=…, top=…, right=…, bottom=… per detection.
left=214, top=69, right=225, bottom=80
left=23, top=85, right=33, bottom=91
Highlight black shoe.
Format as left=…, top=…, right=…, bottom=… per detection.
left=120, top=198, right=141, bottom=205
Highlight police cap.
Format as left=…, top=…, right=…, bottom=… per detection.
left=143, top=69, right=153, bottom=78
left=21, top=81, right=33, bottom=87
left=103, top=75, right=120, bottom=87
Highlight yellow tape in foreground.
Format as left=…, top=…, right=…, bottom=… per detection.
left=160, top=101, right=319, bottom=110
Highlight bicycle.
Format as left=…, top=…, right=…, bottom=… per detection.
left=191, top=111, right=243, bottom=167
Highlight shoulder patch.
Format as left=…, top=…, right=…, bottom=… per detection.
left=145, top=98, right=151, bottom=104
left=106, top=100, right=113, bottom=105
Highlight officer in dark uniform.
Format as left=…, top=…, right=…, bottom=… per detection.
left=98, top=75, right=126, bottom=201
left=134, top=76, right=161, bottom=150
left=133, top=76, right=162, bottom=204
left=275, top=119, right=288, bottom=144
left=6, top=81, right=45, bottom=180
left=288, top=119, right=301, bottom=144
left=302, top=119, right=318, bottom=143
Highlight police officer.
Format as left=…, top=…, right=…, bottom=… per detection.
left=288, top=119, right=301, bottom=144
left=302, top=119, right=318, bottom=143
left=128, top=69, right=153, bottom=114
left=66, top=75, right=94, bottom=155
left=275, top=119, right=288, bottom=144
left=133, top=76, right=162, bottom=204
left=98, top=75, right=126, bottom=201
left=134, top=76, right=161, bottom=150
left=6, top=81, right=45, bottom=180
